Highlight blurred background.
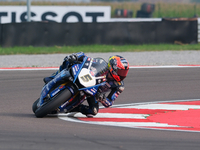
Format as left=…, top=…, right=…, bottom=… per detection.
left=0, top=0, right=199, bottom=47
left=0, top=0, right=199, bottom=18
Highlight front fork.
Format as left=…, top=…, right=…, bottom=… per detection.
left=59, top=91, right=86, bottom=113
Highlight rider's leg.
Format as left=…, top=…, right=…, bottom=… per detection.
left=70, top=96, right=99, bottom=118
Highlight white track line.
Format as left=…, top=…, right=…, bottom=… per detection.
left=1, top=65, right=200, bottom=71
left=119, top=104, right=200, bottom=110
left=69, top=113, right=148, bottom=119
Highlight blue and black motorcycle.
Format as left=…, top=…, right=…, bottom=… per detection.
left=32, top=57, right=108, bottom=118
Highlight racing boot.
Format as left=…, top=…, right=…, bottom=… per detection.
left=70, top=104, right=97, bottom=118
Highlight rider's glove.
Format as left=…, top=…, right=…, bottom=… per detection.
left=96, top=92, right=106, bottom=102
left=64, top=53, right=78, bottom=63
left=96, top=92, right=112, bottom=108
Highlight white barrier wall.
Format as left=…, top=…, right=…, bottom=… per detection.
left=0, top=6, right=110, bottom=23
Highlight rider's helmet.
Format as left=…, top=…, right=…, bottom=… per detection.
left=108, top=55, right=129, bottom=82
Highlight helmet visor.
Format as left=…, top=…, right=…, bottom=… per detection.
left=117, top=69, right=129, bottom=81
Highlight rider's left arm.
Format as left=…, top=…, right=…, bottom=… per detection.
left=101, top=84, right=125, bottom=108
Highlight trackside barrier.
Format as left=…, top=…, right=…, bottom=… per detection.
left=0, top=19, right=197, bottom=47
left=198, top=18, right=200, bottom=43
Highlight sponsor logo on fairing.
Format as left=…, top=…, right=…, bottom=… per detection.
left=91, top=88, right=97, bottom=93
left=60, top=101, right=69, bottom=108
left=85, top=89, right=94, bottom=95
left=59, top=84, right=65, bottom=89
left=111, top=92, right=118, bottom=100
left=103, top=78, right=106, bottom=82
left=90, top=71, right=95, bottom=76
left=75, top=66, right=78, bottom=72
left=72, top=67, right=76, bottom=76
left=42, top=89, right=47, bottom=97
left=98, top=79, right=101, bottom=84
left=67, top=86, right=74, bottom=95
left=51, top=88, right=60, bottom=97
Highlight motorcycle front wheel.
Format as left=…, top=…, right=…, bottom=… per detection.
left=34, top=88, right=72, bottom=118
left=32, top=98, right=39, bottom=113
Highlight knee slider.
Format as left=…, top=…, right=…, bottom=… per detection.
left=91, top=107, right=98, bottom=115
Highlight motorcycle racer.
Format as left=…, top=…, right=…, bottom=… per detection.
left=43, top=52, right=129, bottom=118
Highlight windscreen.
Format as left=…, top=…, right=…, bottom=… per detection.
left=90, top=58, right=108, bottom=77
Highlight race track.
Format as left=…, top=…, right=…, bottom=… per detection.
left=1, top=67, right=200, bottom=150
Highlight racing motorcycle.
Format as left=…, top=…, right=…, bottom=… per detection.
left=32, top=56, right=108, bottom=118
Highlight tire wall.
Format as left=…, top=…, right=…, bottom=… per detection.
left=0, top=19, right=197, bottom=47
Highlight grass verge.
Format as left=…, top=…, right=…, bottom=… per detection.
left=0, top=44, right=200, bottom=55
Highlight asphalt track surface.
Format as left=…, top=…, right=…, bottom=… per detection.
left=1, top=68, right=200, bottom=150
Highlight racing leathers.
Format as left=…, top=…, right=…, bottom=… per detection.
left=43, top=52, right=125, bottom=117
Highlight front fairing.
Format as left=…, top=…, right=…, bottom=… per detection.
left=72, top=57, right=108, bottom=95
left=38, top=69, right=71, bottom=107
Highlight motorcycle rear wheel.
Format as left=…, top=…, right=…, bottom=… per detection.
left=34, top=89, right=72, bottom=118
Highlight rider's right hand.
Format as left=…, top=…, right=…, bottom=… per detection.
left=64, top=54, right=78, bottom=63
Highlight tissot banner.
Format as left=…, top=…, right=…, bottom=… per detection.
left=0, top=6, right=111, bottom=23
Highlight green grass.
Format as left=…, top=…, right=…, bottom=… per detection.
left=0, top=44, right=200, bottom=55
